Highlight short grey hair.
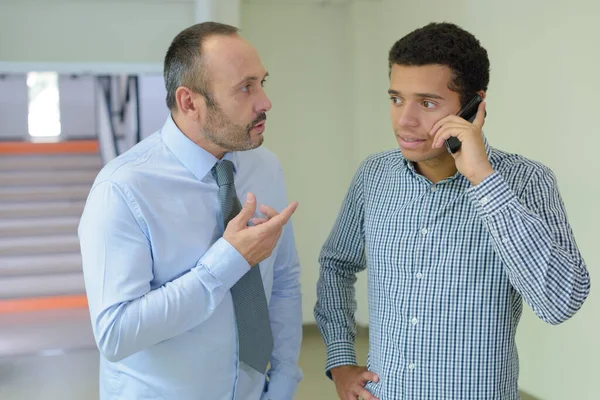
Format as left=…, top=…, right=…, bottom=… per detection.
left=163, top=22, right=239, bottom=110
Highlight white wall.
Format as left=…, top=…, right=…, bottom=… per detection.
left=0, top=0, right=194, bottom=63
left=467, top=2, right=599, bottom=399
left=347, top=1, right=599, bottom=399
left=241, top=2, right=358, bottom=325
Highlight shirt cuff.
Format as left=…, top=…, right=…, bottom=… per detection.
left=263, top=371, right=301, bottom=400
left=467, top=171, right=517, bottom=216
left=324, top=341, right=358, bottom=380
left=192, top=237, right=250, bottom=290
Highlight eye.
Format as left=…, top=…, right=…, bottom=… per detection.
left=241, top=85, right=250, bottom=93
left=390, top=96, right=403, bottom=105
left=423, top=100, right=437, bottom=109
left=261, top=79, right=267, bottom=87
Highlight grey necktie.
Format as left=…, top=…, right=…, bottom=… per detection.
left=213, top=160, right=274, bottom=373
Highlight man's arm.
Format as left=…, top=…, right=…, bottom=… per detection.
left=314, top=164, right=367, bottom=377
left=79, top=180, right=250, bottom=362
left=431, top=102, right=590, bottom=324
left=259, top=163, right=303, bottom=399
left=468, top=168, right=590, bottom=324
left=261, top=217, right=303, bottom=399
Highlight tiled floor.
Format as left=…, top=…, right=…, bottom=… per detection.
left=0, top=310, right=538, bottom=399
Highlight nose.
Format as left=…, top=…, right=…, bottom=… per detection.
left=395, top=102, right=419, bottom=128
left=257, top=88, right=272, bottom=113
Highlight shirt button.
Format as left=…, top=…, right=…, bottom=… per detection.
left=408, top=363, right=416, bottom=370
left=411, top=317, right=418, bottom=325
left=420, top=228, right=428, bottom=235
left=480, top=196, right=489, bottom=205
left=416, top=272, right=423, bottom=279
left=430, top=185, right=437, bottom=192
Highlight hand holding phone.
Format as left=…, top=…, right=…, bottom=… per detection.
left=444, top=94, right=485, bottom=154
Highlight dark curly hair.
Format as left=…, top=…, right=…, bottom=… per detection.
left=388, top=22, right=490, bottom=107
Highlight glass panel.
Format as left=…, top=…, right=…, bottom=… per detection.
left=27, top=72, right=61, bottom=138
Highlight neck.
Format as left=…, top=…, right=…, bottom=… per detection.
left=172, top=112, right=227, bottom=159
left=414, top=153, right=457, bottom=183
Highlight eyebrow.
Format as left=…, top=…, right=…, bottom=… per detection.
left=234, top=72, right=269, bottom=89
left=387, top=89, right=444, bottom=100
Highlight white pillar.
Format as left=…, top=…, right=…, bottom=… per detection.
left=195, top=0, right=241, bottom=29
left=195, top=0, right=216, bottom=24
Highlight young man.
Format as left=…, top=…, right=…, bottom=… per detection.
left=315, top=22, right=590, bottom=400
left=79, top=22, right=302, bottom=399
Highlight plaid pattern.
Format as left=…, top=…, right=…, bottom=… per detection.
left=315, top=142, right=590, bottom=399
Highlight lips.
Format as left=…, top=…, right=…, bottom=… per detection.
left=396, top=134, right=427, bottom=150
left=252, top=121, right=266, bottom=134
left=399, top=136, right=424, bottom=142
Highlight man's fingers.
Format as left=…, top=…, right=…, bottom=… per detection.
left=361, top=371, right=379, bottom=383
left=430, top=114, right=452, bottom=137
left=230, top=193, right=257, bottom=228
left=356, top=386, right=378, bottom=400
left=472, top=101, right=486, bottom=129
left=253, top=201, right=298, bottom=235
left=259, top=204, right=279, bottom=219
left=432, top=123, right=463, bottom=148
left=271, top=201, right=299, bottom=226
left=258, top=202, right=299, bottom=232
left=251, top=217, right=269, bottom=226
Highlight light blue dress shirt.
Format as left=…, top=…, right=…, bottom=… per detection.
left=78, top=116, right=303, bottom=400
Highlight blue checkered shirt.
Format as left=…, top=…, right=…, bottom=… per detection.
left=314, top=141, right=590, bottom=399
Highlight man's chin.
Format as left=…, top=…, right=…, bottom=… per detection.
left=399, top=148, right=425, bottom=162
left=236, top=139, right=263, bottom=152
left=399, top=148, right=447, bottom=164
left=249, top=134, right=264, bottom=149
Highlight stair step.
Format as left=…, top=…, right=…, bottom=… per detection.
left=0, top=272, right=85, bottom=299
left=0, top=149, right=99, bottom=304
left=0, top=140, right=98, bottom=155
left=0, top=170, right=98, bottom=186
left=0, top=235, right=80, bottom=256
left=0, top=185, right=91, bottom=202
left=0, top=308, right=95, bottom=357
left=0, top=154, right=102, bottom=171
left=0, top=253, right=81, bottom=276
left=0, top=216, right=80, bottom=237
left=0, top=201, right=85, bottom=218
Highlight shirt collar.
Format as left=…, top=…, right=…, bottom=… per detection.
left=160, top=115, right=238, bottom=182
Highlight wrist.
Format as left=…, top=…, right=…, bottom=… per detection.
left=466, top=163, right=494, bottom=186
left=330, top=365, right=354, bottom=381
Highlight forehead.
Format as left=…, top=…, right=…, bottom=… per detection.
left=202, top=35, right=266, bottom=87
left=389, top=64, right=454, bottom=95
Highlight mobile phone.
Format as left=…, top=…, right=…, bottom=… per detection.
left=444, top=94, right=484, bottom=154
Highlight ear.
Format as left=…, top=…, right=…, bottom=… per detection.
left=477, top=90, right=487, bottom=101
left=175, top=86, right=206, bottom=121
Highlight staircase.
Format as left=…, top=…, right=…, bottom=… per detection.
left=0, top=141, right=100, bottom=356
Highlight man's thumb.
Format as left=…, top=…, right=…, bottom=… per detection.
left=234, top=192, right=256, bottom=226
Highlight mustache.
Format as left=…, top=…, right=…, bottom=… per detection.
left=251, top=113, right=267, bottom=126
